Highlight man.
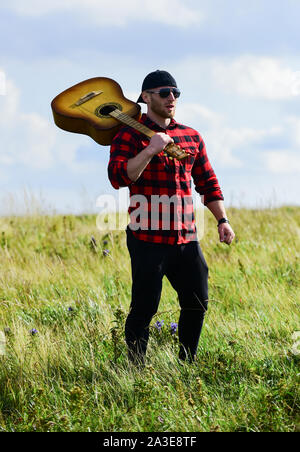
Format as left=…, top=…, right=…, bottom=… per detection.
left=108, top=70, right=235, bottom=365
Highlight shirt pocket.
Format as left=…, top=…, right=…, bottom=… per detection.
left=181, top=145, right=197, bottom=168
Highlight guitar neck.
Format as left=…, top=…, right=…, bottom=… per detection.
left=109, top=109, right=155, bottom=139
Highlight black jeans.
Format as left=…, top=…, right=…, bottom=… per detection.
left=125, top=228, right=209, bottom=364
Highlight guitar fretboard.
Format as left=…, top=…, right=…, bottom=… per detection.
left=109, top=109, right=155, bottom=139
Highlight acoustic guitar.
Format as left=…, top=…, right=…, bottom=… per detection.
left=51, top=77, right=187, bottom=160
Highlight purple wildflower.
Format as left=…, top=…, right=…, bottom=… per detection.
left=30, top=328, right=38, bottom=336
left=154, top=320, right=164, bottom=331
left=170, top=322, right=178, bottom=335
left=68, top=307, right=74, bottom=312
left=103, top=249, right=110, bottom=257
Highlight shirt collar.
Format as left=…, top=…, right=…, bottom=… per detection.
left=140, top=113, right=178, bottom=131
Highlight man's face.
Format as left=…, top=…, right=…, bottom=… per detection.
left=142, top=86, right=178, bottom=119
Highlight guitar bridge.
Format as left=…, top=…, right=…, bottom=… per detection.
left=72, top=90, right=103, bottom=107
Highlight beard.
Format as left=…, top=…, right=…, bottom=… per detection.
left=149, top=97, right=175, bottom=119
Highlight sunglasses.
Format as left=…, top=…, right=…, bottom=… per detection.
left=146, top=88, right=181, bottom=99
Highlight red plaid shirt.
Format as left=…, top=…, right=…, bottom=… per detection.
left=108, top=114, right=224, bottom=245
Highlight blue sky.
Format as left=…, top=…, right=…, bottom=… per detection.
left=0, top=0, right=300, bottom=215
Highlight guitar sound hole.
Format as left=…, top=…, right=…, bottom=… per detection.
left=99, top=105, right=117, bottom=116
left=94, top=102, right=122, bottom=118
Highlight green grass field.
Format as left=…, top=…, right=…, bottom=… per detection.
left=0, top=206, right=299, bottom=432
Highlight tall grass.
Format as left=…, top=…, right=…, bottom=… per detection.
left=0, top=206, right=299, bottom=432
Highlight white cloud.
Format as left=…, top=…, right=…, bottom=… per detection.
left=204, top=124, right=282, bottom=168
left=19, top=113, right=56, bottom=169
left=212, top=56, right=299, bottom=100
left=0, top=70, right=6, bottom=96
left=0, top=73, right=98, bottom=172
left=286, top=116, right=300, bottom=147
left=177, top=103, right=222, bottom=126
left=260, top=115, right=300, bottom=174
left=0, top=77, right=56, bottom=169
left=5, top=0, right=203, bottom=27
left=263, top=151, right=300, bottom=173
left=176, top=102, right=282, bottom=168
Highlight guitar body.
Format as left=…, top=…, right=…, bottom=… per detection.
left=51, top=77, right=141, bottom=145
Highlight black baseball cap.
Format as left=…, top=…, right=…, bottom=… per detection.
left=137, top=70, right=177, bottom=103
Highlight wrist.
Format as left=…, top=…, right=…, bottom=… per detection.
left=217, top=217, right=230, bottom=227
left=145, top=145, right=157, bottom=158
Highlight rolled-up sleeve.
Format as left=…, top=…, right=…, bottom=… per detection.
left=108, top=128, right=138, bottom=189
left=192, top=136, right=224, bottom=205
